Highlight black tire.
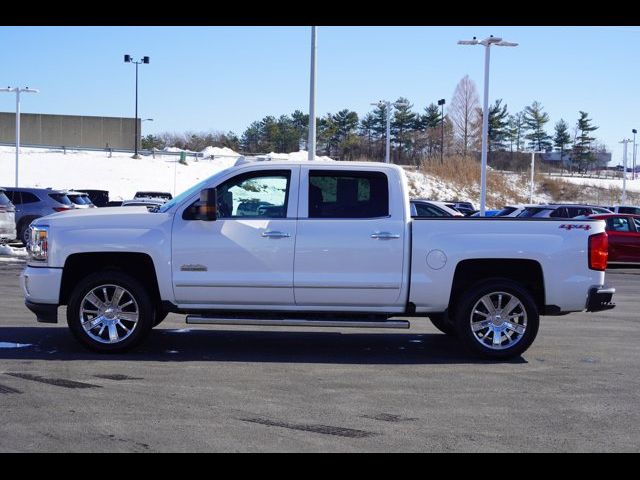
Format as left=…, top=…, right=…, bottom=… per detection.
left=453, top=278, right=539, bottom=360
left=428, top=312, right=457, bottom=337
left=66, top=270, right=156, bottom=353
left=17, top=217, right=38, bottom=246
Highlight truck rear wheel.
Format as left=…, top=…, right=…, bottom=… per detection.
left=66, top=271, right=155, bottom=353
left=454, top=279, right=539, bottom=360
left=428, top=313, right=457, bottom=337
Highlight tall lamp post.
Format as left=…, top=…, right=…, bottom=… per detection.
left=308, top=26, right=317, bottom=161
left=370, top=99, right=408, bottom=164
left=458, top=35, right=517, bottom=215
left=0, top=86, right=39, bottom=187
left=124, top=54, right=150, bottom=159
left=438, top=98, right=445, bottom=164
left=632, top=129, right=637, bottom=181
left=528, top=150, right=545, bottom=203
left=620, top=138, right=632, bottom=204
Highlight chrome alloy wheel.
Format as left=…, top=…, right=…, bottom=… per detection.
left=469, top=291, right=527, bottom=350
left=79, top=284, right=139, bottom=344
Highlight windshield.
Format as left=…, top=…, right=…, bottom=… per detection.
left=0, top=191, right=11, bottom=207
left=158, top=178, right=210, bottom=213
left=517, top=207, right=553, bottom=218
left=495, top=207, right=517, bottom=216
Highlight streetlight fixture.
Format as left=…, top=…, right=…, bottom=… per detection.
left=632, top=129, right=637, bottom=180
left=458, top=35, right=518, bottom=215
left=0, top=86, right=39, bottom=187
left=308, top=26, right=317, bottom=161
left=124, top=54, right=150, bottom=159
left=370, top=99, right=409, bottom=164
left=437, top=98, right=445, bottom=164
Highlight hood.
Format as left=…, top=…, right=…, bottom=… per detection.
left=32, top=206, right=170, bottom=229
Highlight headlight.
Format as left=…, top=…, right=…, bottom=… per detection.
left=27, top=225, right=49, bottom=262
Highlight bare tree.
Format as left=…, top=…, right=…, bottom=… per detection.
left=448, top=75, right=480, bottom=157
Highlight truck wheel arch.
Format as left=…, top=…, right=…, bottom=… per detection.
left=59, top=252, right=161, bottom=308
left=448, top=259, right=545, bottom=314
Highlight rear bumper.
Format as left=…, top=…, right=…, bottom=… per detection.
left=586, top=286, right=616, bottom=312
left=25, top=300, right=58, bottom=323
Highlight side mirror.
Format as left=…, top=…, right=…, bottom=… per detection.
left=195, top=188, right=217, bottom=221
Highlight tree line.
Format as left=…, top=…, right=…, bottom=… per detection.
left=142, top=75, right=606, bottom=171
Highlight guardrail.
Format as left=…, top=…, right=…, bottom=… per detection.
left=0, top=142, right=206, bottom=160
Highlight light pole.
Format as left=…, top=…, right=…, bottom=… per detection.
left=620, top=138, right=632, bottom=204
left=458, top=35, right=517, bottom=215
left=529, top=150, right=545, bottom=203
left=124, top=54, right=150, bottom=159
left=0, top=86, right=39, bottom=187
left=632, top=129, right=637, bottom=180
left=370, top=100, right=408, bottom=164
left=308, top=26, right=317, bottom=161
left=438, top=98, right=445, bottom=164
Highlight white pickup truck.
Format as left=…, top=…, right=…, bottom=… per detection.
left=21, top=160, right=615, bottom=359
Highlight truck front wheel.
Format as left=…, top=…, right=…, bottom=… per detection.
left=67, top=271, right=155, bottom=353
left=454, top=279, right=539, bottom=360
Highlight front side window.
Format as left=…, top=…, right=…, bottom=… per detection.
left=619, top=206, right=640, bottom=215
left=216, top=170, right=290, bottom=219
left=308, top=170, right=388, bottom=218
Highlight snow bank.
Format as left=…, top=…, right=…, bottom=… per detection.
left=200, top=146, right=241, bottom=158
left=552, top=175, right=640, bottom=193
left=0, top=244, right=27, bottom=258
left=264, top=150, right=334, bottom=162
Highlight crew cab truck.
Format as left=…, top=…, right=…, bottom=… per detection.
left=21, top=160, right=615, bottom=359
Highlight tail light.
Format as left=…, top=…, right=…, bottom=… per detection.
left=53, top=207, right=72, bottom=212
left=589, top=232, right=608, bottom=271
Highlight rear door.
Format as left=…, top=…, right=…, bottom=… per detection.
left=293, top=167, right=407, bottom=308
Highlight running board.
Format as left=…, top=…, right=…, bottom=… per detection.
left=185, top=315, right=410, bottom=329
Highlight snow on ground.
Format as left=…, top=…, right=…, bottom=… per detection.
left=551, top=174, right=640, bottom=193
left=0, top=147, right=338, bottom=201
left=0, top=244, right=27, bottom=259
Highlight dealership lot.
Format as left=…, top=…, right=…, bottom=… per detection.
left=0, top=259, right=639, bottom=452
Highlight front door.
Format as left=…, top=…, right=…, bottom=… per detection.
left=172, top=167, right=298, bottom=308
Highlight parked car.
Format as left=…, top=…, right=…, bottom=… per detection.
left=2, top=187, right=75, bottom=245
left=607, top=205, right=640, bottom=216
left=22, top=160, right=614, bottom=360
left=134, top=191, right=172, bottom=202
left=410, top=199, right=464, bottom=217
left=445, top=201, right=476, bottom=216
left=470, top=210, right=501, bottom=217
left=121, top=198, right=166, bottom=211
left=0, top=187, right=17, bottom=243
left=517, top=204, right=609, bottom=219
left=74, top=189, right=109, bottom=207
left=66, top=191, right=96, bottom=209
left=589, top=213, right=640, bottom=263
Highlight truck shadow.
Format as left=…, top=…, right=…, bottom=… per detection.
left=0, top=326, right=527, bottom=365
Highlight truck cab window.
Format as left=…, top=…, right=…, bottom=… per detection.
left=308, top=170, right=388, bottom=218
left=216, top=170, right=291, bottom=219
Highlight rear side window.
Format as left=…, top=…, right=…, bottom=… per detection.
left=619, top=206, right=640, bottom=215
left=0, top=191, right=11, bottom=206
left=414, top=203, right=447, bottom=217
left=495, top=207, right=516, bottom=216
left=518, top=207, right=552, bottom=218
left=606, top=217, right=631, bottom=232
left=309, top=170, right=389, bottom=218
left=21, top=192, right=40, bottom=204
left=48, top=193, right=72, bottom=205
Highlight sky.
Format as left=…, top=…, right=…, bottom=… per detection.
left=1, top=25, right=639, bottom=165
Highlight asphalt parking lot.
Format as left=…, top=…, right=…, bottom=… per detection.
left=0, top=257, right=639, bottom=452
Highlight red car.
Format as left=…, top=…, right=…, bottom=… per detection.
left=590, top=213, right=640, bottom=263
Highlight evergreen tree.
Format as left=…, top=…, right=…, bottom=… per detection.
left=359, top=113, right=376, bottom=158
left=391, top=97, right=417, bottom=162
left=486, top=99, right=509, bottom=152
left=553, top=119, right=572, bottom=167
left=572, top=111, right=598, bottom=172
left=507, top=111, right=527, bottom=153
left=523, top=101, right=552, bottom=151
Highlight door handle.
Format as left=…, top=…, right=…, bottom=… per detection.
left=262, top=231, right=291, bottom=238
left=370, top=232, right=400, bottom=239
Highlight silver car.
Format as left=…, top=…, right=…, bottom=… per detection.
left=0, top=188, right=17, bottom=242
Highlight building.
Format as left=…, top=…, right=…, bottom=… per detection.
left=0, top=112, right=140, bottom=150
left=541, top=150, right=611, bottom=169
